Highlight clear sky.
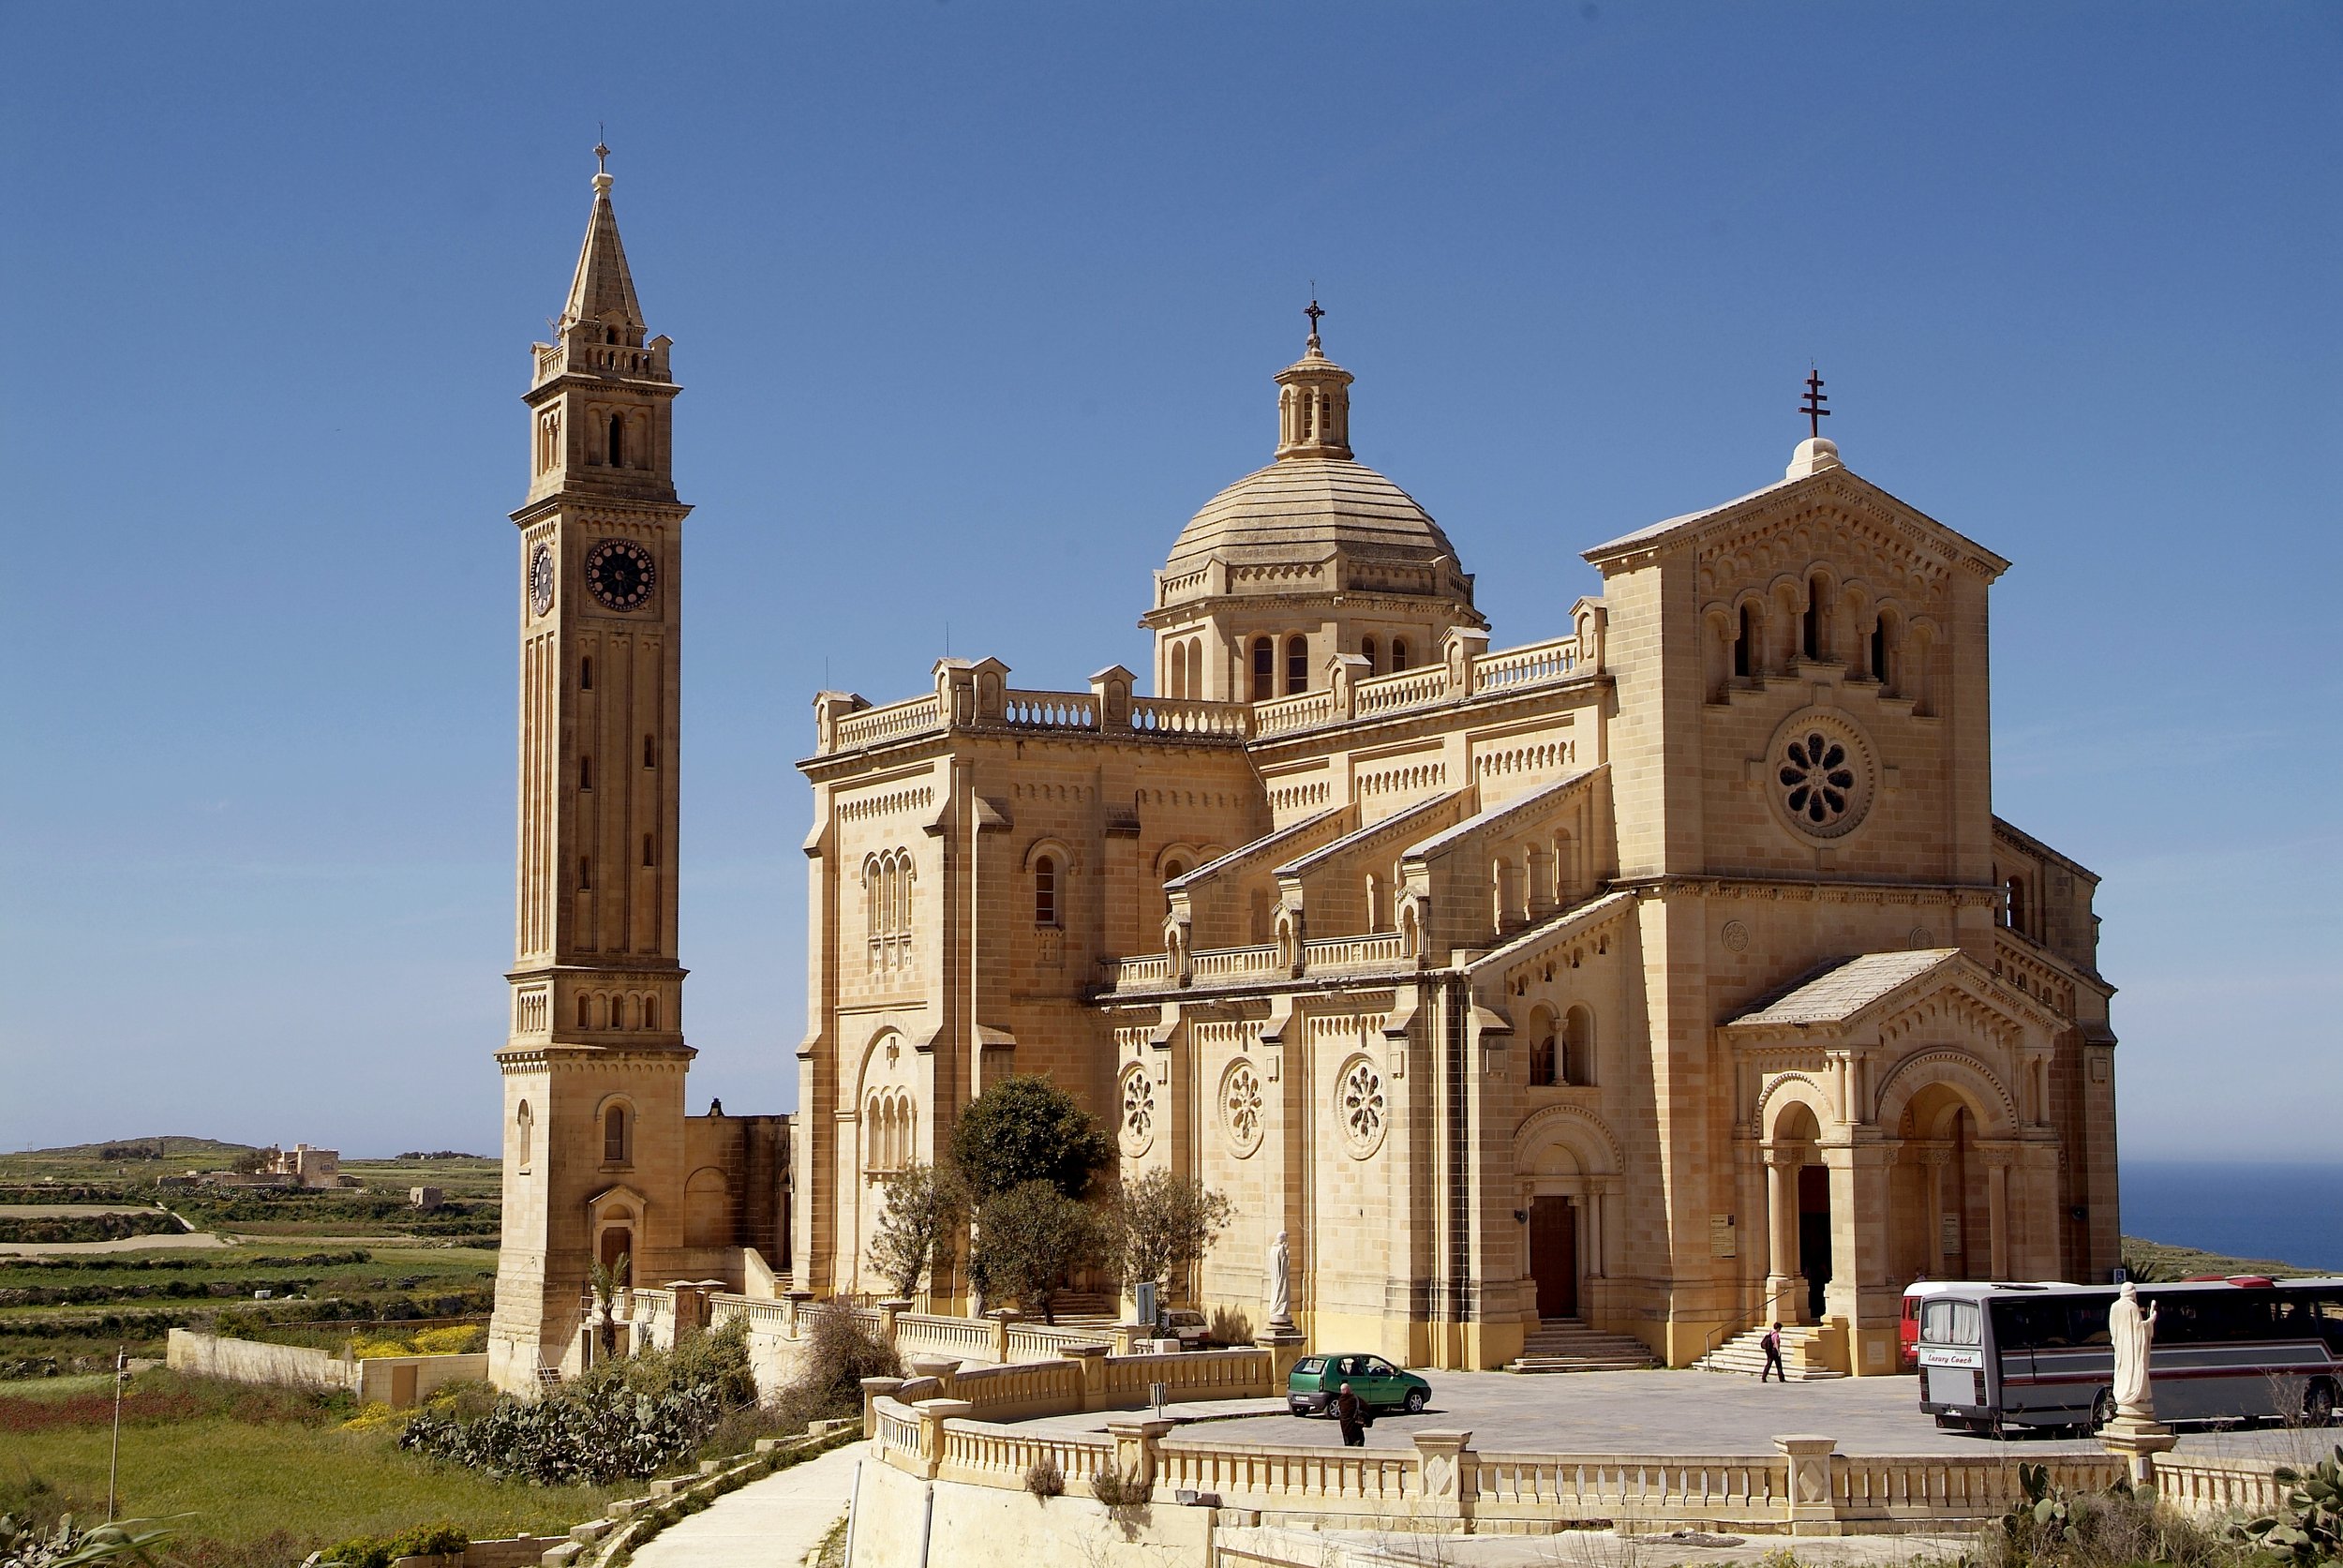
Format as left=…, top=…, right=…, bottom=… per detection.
left=2, top=5, right=2335, bottom=1162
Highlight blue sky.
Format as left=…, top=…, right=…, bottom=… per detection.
left=2, top=5, right=2335, bottom=1162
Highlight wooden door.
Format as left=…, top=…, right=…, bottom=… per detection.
left=390, top=1363, right=419, bottom=1410
left=1530, top=1198, right=1579, bottom=1319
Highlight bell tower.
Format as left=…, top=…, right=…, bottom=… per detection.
left=488, top=149, right=695, bottom=1391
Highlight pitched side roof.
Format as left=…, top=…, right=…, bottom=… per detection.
left=1731, top=948, right=1960, bottom=1026
left=1580, top=466, right=2009, bottom=581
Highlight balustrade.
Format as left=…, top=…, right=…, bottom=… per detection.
left=1002, top=691, right=1098, bottom=730
left=1301, top=932, right=1410, bottom=970
left=1470, top=635, right=1583, bottom=694
left=833, top=695, right=945, bottom=749
left=1129, top=696, right=1252, bottom=737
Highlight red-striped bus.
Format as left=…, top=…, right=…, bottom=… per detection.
left=1916, top=1276, right=2343, bottom=1433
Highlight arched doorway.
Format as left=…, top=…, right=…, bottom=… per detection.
left=1891, top=1080, right=1997, bottom=1280
left=1529, top=1195, right=1579, bottom=1318
left=1764, top=1101, right=1829, bottom=1323
left=1512, top=1108, right=1621, bottom=1326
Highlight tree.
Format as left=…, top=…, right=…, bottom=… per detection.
left=1105, top=1170, right=1232, bottom=1315
left=865, top=1161, right=963, bottom=1300
left=968, top=1180, right=1104, bottom=1324
left=948, top=1074, right=1115, bottom=1201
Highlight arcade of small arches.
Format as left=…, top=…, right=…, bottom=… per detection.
left=1160, top=630, right=1416, bottom=701
left=863, top=1087, right=917, bottom=1176
left=1704, top=566, right=1937, bottom=713
left=573, top=988, right=664, bottom=1031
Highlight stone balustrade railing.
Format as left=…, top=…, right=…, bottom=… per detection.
left=2153, top=1453, right=2296, bottom=1516
left=1190, top=943, right=1285, bottom=982
left=894, top=1311, right=995, bottom=1363
left=815, top=631, right=1601, bottom=754
left=1097, top=952, right=1172, bottom=989
left=832, top=694, right=944, bottom=750
left=1302, top=932, right=1411, bottom=971
left=871, top=1371, right=2167, bottom=1534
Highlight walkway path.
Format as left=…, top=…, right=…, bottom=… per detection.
left=627, top=1441, right=867, bottom=1568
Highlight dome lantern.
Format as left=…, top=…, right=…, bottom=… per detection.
left=1274, top=299, right=1354, bottom=461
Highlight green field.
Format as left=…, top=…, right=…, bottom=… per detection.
left=0, top=1372, right=620, bottom=1568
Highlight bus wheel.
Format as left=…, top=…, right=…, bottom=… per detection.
left=2307, top=1381, right=2337, bottom=1428
left=2088, top=1390, right=2113, bottom=1434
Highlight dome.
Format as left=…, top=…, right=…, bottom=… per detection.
left=1165, top=458, right=1465, bottom=578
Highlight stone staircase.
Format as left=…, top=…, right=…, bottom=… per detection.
left=1692, top=1322, right=1848, bottom=1380
left=1505, top=1317, right=1659, bottom=1373
left=1040, top=1291, right=1120, bottom=1330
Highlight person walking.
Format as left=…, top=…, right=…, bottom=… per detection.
left=1760, top=1321, right=1787, bottom=1383
left=1334, top=1381, right=1366, bottom=1447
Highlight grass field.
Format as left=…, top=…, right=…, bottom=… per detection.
left=2120, top=1234, right=2324, bottom=1280
left=0, top=1372, right=620, bottom=1567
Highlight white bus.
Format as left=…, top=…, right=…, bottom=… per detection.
left=1916, top=1276, right=2343, bottom=1433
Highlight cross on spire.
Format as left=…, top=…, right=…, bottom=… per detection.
left=594, top=133, right=610, bottom=175
left=1305, top=297, right=1324, bottom=351
left=1800, top=366, right=1830, bottom=440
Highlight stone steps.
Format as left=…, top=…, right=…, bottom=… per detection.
left=1692, top=1323, right=1847, bottom=1380
left=1506, top=1318, right=1657, bottom=1374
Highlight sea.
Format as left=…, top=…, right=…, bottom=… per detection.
left=2122, top=1161, right=2343, bottom=1274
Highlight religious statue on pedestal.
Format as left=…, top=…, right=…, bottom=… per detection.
left=1266, top=1231, right=1293, bottom=1331
left=2109, top=1280, right=2159, bottom=1420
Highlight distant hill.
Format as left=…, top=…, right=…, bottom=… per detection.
left=2123, top=1234, right=2324, bottom=1279
left=6, top=1136, right=259, bottom=1160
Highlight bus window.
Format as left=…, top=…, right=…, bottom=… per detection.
left=1921, top=1297, right=1978, bottom=1346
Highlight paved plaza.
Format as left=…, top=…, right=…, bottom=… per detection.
left=1020, top=1368, right=2310, bottom=1459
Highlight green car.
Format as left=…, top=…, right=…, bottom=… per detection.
left=1287, top=1352, right=1431, bottom=1417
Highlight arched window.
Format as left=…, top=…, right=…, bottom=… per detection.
left=580, top=656, right=593, bottom=691
left=1361, top=636, right=1379, bottom=674
left=644, top=995, right=660, bottom=1031
left=2005, top=875, right=2027, bottom=933
left=1285, top=635, right=1308, bottom=694
left=1873, top=610, right=1899, bottom=693
left=1530, top=1033, right=1557, bottom=1087
left=579, top=754, right=592, bottom=791
left=576, top=994, right=590, bottom=1029
left=1251, top=637, right=1275, bottom=700
left=1802, top=575, right=1825, bottom=661
left=579, top=856, right=592, bottom=891
left=1562, top=1006, right=1595, bottom=1085
left=642, top=834, right=657, bottom=868
left=643, top=735, right=657, bottom=769
left=1390, top=638, right=1409, bottom=671
left=515, top=1100, right=533, bottom=1173
left=1735, top=605, right=1755, bottom=678
left=1035, top=855, right=1058, bottom=926
left=603, top=1103, right=629, bottom=1165
left=607, top=413, right=624, bottom=468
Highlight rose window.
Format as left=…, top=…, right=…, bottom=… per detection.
left=1337, top=1057, right=1387, bottom=1157
left=1779, top=729, right=1858, bottom=828
left=1119, top=1067, right=1156, bottom=1157
left=1220, top=1061, right=1264, bottom=1157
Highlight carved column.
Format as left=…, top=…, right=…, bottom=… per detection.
left=1984, top=1149, right=2012, bottom=1280
left=1764, top=1146, right=1800, bottom=1322
left=1920, top=1148, right=1950, bottom=1273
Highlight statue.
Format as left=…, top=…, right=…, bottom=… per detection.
left=1266, top=1231, right=1293, bottom=1330
left=2109, top=1281, right=2159, bottom=1419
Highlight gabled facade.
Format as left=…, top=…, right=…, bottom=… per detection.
left=794, top=328, right=2121, bottom=1376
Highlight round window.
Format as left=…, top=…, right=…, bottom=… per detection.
left=1766, top=711, right=1876, bottom=842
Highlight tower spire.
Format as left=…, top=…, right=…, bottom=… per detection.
left=1274, top=298, right=1354, bottom=461
left=561, top=146, right=644, bottom=335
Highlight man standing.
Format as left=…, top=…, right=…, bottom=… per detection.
left=1760, top=1322, right=1787, bottom=1383
left=1334, top=1381, right=1366, bottom=1447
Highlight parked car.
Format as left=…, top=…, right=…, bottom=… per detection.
left=1162, top=1309, right=1212, bottom=1349
left=1287, top=1352, right=1431, bottom=1416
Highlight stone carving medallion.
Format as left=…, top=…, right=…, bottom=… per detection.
left=1721, top=919, right=1750, bottom=953
left=1336, top=1055, right=1388, bottom=1158
left=1118, top=1065, right=1156, bottom=1157
left=1219, top=1059, right=1265, bottom=1157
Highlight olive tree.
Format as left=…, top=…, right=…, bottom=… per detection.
left=1105, top=1170, right=1232, bottom=1319
left=967, top=1180, right=1104, bottom=1324
left=865, top=1161, right=963, bottom=1301
left=948, top=1074, right=1115, bottom=1202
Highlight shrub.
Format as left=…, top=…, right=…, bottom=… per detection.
left=865, top=1163, right=963, bottom=1301
left=320, top=1523, right=467, bottom=1568
left=1981, top=1462, right=2230, bottom=1568
left=399, top=1380, right=722, bottom=1485
left=1023, top=1459, right=1065, bottom=1500
left=1102, top=1171, right=1231, bottom=1315
left=2238, top=1443, right=2343, bottom=1568
left=1088, top=1460, right=1150, bottom=1509
left=772, top=1306, right=901, bottom=1430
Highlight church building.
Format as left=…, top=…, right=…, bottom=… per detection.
left=493, top=159, right=2121, bottom=1386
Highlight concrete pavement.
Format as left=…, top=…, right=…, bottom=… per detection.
left=626, top=1441, right=867, bottom=1568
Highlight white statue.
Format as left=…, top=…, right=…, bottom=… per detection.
left=2109, top=1281, right=2159, bottom=1419
left=1267, top=1231, right=1293, bottom=1328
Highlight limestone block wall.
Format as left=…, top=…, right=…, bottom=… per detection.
left=166, top=1328, right=353, bottom=1394
left=355, top=1351, right=491, bottom=1407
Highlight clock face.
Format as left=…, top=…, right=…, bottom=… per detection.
left=584, top=538, right=656, bottom=612
left=528, top=545, right=556, bottom=616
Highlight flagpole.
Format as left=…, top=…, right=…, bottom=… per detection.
left=107, top=1344, right=127, bottom=1521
